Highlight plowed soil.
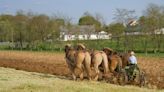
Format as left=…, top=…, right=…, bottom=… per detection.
left=0, top=51, right=163, bottom=89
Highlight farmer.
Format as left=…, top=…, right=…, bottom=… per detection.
left=127, top=51, right=139, bottom=80
left=128, top=51, right=137, bottom=65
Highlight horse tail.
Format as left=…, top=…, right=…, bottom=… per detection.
left=102, top=52, right=109, bottom=74
left=84, top=52, right=92, bottom=79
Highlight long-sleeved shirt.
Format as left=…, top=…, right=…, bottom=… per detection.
left=129, top=55, right=137, bottom=64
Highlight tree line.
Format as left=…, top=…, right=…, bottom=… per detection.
left=0, top=3, right=164, bottom=53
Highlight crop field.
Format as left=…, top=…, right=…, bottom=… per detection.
left=0, top=51, right=163, bottom=90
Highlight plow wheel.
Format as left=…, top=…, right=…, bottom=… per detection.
left=133, top=69, right=146, bottom=87
left=118, top=69, right=128, bottom=86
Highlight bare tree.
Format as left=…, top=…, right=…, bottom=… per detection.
left=95, top=13, right=106, bottom=26
left=113, top=8, right=137, bottom=25
left=113, top=8, right=137, bottom=52
left=143, top=3, right=163, bottom=53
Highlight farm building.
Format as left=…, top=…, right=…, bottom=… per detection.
left=154, top=28, right=164, bottom=34
left=60, top=25, right=111, bottom=41
left=125, top=20, right=164, bottom=35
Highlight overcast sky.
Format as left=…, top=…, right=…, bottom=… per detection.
left=0, top=0, right=164, bottom=24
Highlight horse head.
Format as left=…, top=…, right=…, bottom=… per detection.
left=102, top=47, right=113, bottom=56
left=76, top=43, right=86, bottom=51
left=65, top=44, right=73, bottom=53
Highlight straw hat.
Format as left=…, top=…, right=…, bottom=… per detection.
left=130, top=51, right=135, bottom=55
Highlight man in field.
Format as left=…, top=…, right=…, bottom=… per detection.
left=129, top=51, right=137, bottom=65
left=126, top=51, right=139, bottom=81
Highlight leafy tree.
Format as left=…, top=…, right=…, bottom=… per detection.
left=12, top=12, right=29, bottom=49
left=48, top=18, right=65, bottom=41
left=29, top=15, right=49, bottom=41
left=107, top=23, right=125, bottom=49
left=113, top=8, right=137, bottom=51
left=79, top=12, right=101, bottom=32
left=0, top=15, right=14, bottom=42
left=108, top=23, right=125, bottom=36
left=142, top=3, right=164, bottom=53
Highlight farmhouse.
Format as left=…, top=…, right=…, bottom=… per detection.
left=154, top=28, right=164, bottom=34
left=60, top=25, right=111, bottom=41
left=125, top=20, right=164, bottom=35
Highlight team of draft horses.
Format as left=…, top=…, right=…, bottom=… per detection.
left=64, top=43, right=134, bottom=82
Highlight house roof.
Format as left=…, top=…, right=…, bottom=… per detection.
left=127, top=20, right=138, bottom=26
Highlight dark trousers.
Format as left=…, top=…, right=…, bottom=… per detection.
left=126, top=64, right=139, bottom=80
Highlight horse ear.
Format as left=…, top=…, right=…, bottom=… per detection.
left=113, top=51, right=118, bottom=55
left=102, top=48, right=106, bottom=53
left=102, top=48, right=105, bottom=51
left=65, top=45, right=68, bottom=52
left=65, top=44, right=72, bottom=52
left=102, top=47, right=107, bottom=52
left=64, top=47, right=67, bottom=53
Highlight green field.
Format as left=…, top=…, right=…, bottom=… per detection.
left=0, top=67, right=163, bottom=92
left=0, top=37, right=164, bottom=53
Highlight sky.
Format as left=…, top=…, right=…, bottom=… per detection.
left=0, top=0, right=164, bottom=24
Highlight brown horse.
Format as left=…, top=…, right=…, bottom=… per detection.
left=102, top=48, right=122, bottom=73
left=65, top=44, right=77, bottom=80
left=91, top=50, right=109, bottom=81
left=65, top=44, right=92, bottom=80
left=119, top=51, right=131, bottom=68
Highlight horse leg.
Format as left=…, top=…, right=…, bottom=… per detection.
left=93, top=64, right=100, bottom=81
left=79, top=71, right=84, bottom=80
left=102, top=54, right=109, bottom=78
left=72, top=72, right=76, bottom=80
left=70, top=67, right=77, bottom=80
left=66, top=59, right=76, bottom=80
left=74, top=64, right=84, bottom=80
left=110, top=59, right=118, bottom=73
left=79, top=64, right=85, bottom=80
